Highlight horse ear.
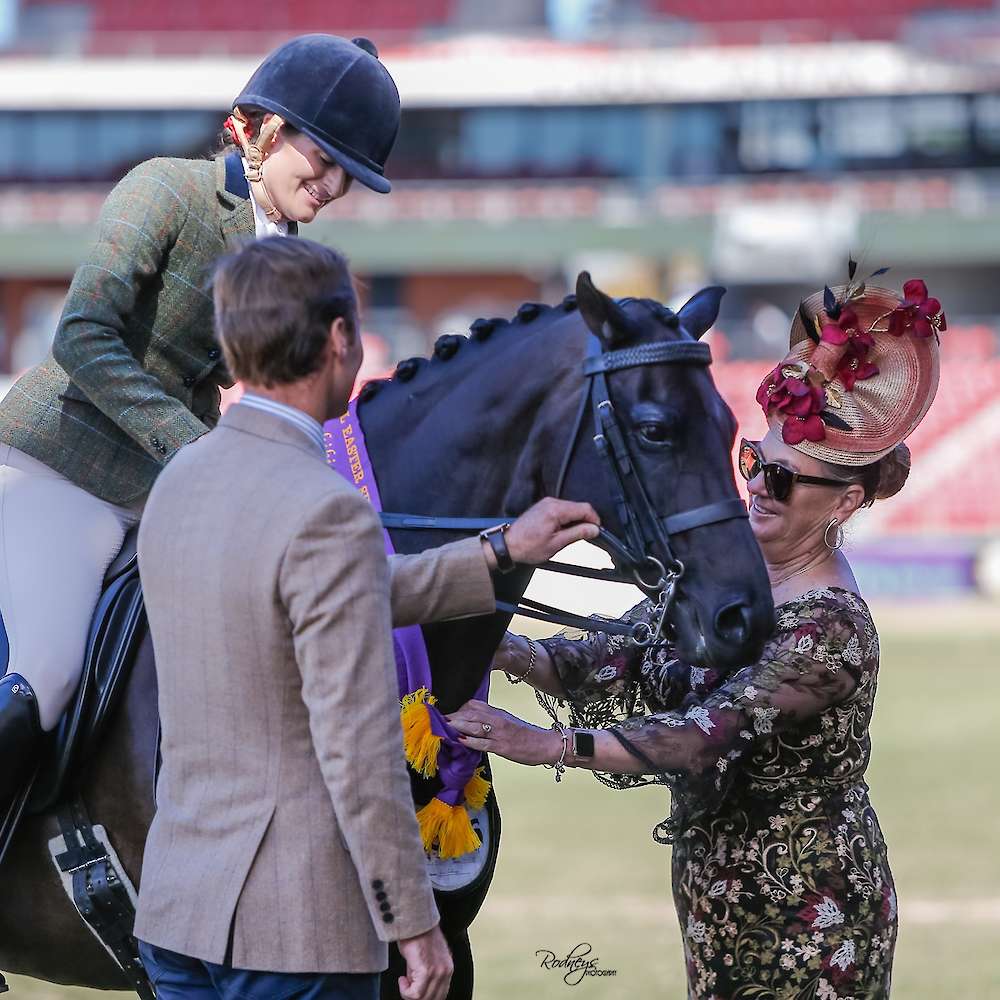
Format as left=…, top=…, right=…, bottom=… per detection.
left=576, top=271, right=633, bottom=347
left=677, top=286, right=726, bottom=340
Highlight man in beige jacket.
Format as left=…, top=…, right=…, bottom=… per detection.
left=133, top=237, right=599, bottom=1000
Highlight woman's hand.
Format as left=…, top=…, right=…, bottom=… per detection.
left=446, top=699, right=561, bottom=767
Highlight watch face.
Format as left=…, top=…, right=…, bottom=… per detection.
left=573, top=731, right=595, bottom=758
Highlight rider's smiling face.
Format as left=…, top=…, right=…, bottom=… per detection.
left=261, top=121, right=354, bottom=223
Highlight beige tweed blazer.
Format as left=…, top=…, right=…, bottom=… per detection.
left=133, top=402, right=495, bottom=972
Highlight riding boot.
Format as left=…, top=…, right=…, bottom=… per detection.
left=0, top=672, right=44, bottom=865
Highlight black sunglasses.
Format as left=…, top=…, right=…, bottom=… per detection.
left=738, top=438, right=846, bottom=503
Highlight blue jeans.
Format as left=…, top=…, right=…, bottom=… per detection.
left=138, top=940, right=380, bottom=1000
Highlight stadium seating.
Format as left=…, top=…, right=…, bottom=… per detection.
left=646, top=0, right=995, bottom=44
left=650, top=0, right=992, bottom=18
left=22, top=0, right=454, bottom=35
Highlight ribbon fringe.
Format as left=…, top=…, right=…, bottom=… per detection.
left=401, top=691, right=493, bottom=859
left=400, top=687, right=442, bottom=778
left=463, top=766, right=491, bottom=812
left=416, top=796, right=482, bottom=859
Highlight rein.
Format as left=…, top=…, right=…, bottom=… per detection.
left=377, top=330, right=748, bottom=647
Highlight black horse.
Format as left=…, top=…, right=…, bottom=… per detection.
left=0, top=273, right=773, bottom=998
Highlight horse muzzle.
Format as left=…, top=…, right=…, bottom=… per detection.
left=669, top=587, right=773, bottom=673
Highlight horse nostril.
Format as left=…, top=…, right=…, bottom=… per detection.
left=714, top=601, right=752, bottom=645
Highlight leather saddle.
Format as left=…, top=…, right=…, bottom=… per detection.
left=0, top=526, right=145, bottom=826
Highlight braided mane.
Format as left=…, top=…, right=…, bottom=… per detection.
left=356, top=294, right=582, bottom=401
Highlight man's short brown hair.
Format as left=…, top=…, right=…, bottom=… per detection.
left=212, top=236, right=358, bottom=387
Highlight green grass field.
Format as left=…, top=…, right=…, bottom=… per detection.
left=6, top=610, right=999, bottom=999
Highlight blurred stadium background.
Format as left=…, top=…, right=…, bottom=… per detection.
left=2, top=0, right=999, bottom=596
left=1, top=0, right=998, bottom=997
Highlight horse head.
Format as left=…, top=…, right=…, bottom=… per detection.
left=563, top=271, right=774, bottom=672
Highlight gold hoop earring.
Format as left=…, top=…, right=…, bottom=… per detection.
left=824, top=518, right=844, bottom=551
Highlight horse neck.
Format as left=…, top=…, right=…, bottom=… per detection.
left=360, top=314, right=587, bottom=532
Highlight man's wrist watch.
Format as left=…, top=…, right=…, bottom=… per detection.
left=480, top=522, right=516, bottom=574
left=571, top=730, right=595, bottom=760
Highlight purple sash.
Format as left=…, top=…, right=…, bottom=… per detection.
left=323, top=401, right=490, bottom=808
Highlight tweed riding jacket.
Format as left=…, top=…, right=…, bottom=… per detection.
left=0, top=154, right=290, bottom=505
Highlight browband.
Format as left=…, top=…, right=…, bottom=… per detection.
left=583, top=341, right=711, bottom=375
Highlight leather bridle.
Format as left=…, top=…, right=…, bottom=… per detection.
left=378, top=330, right=749, bottom=647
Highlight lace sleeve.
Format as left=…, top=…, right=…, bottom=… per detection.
left=538, top=598, right=654, bottom=706
left=536, top=599, right=692, bottom=790
left=604, top=592, right=876, bottom=839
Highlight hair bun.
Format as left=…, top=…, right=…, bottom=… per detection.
left=875, top=442, right=911, bottom=500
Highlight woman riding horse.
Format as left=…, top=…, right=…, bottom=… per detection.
left=0, top=33, right=398, bottom=803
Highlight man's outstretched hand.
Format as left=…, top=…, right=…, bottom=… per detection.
left=480, top=498, right=600, bottom=569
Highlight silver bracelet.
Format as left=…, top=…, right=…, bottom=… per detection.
left=542, top=721, right=569, bottom=783
left=504, top=637, right=537, bottom=685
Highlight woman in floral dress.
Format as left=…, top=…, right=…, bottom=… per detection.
left=447, top=274, right=946, bottom=1000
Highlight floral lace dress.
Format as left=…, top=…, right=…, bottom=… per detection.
left=540, top=588, right=895, bottom=1000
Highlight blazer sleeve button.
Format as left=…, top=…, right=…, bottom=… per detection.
left=379, top=901, right=391, bottom=912
left=207, top=348, right=220, bottom=361
left=375, top=891, right=387, bottom=901
left=382, top=913, right=394, bottom=924
left=371, top=879, right=384, bottom=890
left=183, top=375, right=196, bottom=387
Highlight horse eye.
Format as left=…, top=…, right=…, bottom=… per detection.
left=638, top=421, right=671, bottom=444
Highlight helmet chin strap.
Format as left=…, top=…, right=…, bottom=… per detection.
left=228, top=107, right=285, bottom=223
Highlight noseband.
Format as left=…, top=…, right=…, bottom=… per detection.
left=377, top=330, right=748, bottom=647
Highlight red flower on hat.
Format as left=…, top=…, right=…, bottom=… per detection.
left=781, top=412, right=826, bottom=445
left=820, top=305, right=880, bottom=391
left=836, top=350, right=879, bottom=392
left=756, top=366, right=828, bottom=445
left=756, top=366, right=780, bottom=411
left=820, top=306, right=860, bottom=346
left=834, top=327, right=879, bottom=392
left=888, top=279, right=946, bottom=339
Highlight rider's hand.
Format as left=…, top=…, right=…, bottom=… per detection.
left=397, top=925, right=453, bottom=1000
left=502, top=498, right=600, bottom=566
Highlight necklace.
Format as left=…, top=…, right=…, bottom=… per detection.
left=769, top=550, right=834, bottom=599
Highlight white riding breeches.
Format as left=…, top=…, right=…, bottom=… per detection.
left=0, top=444, right=142, bottom=731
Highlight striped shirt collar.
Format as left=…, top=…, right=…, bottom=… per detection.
left=239, top=393, right=325, bottom=456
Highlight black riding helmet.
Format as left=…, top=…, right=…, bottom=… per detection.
left=233, top=34, right=400, bottom=194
